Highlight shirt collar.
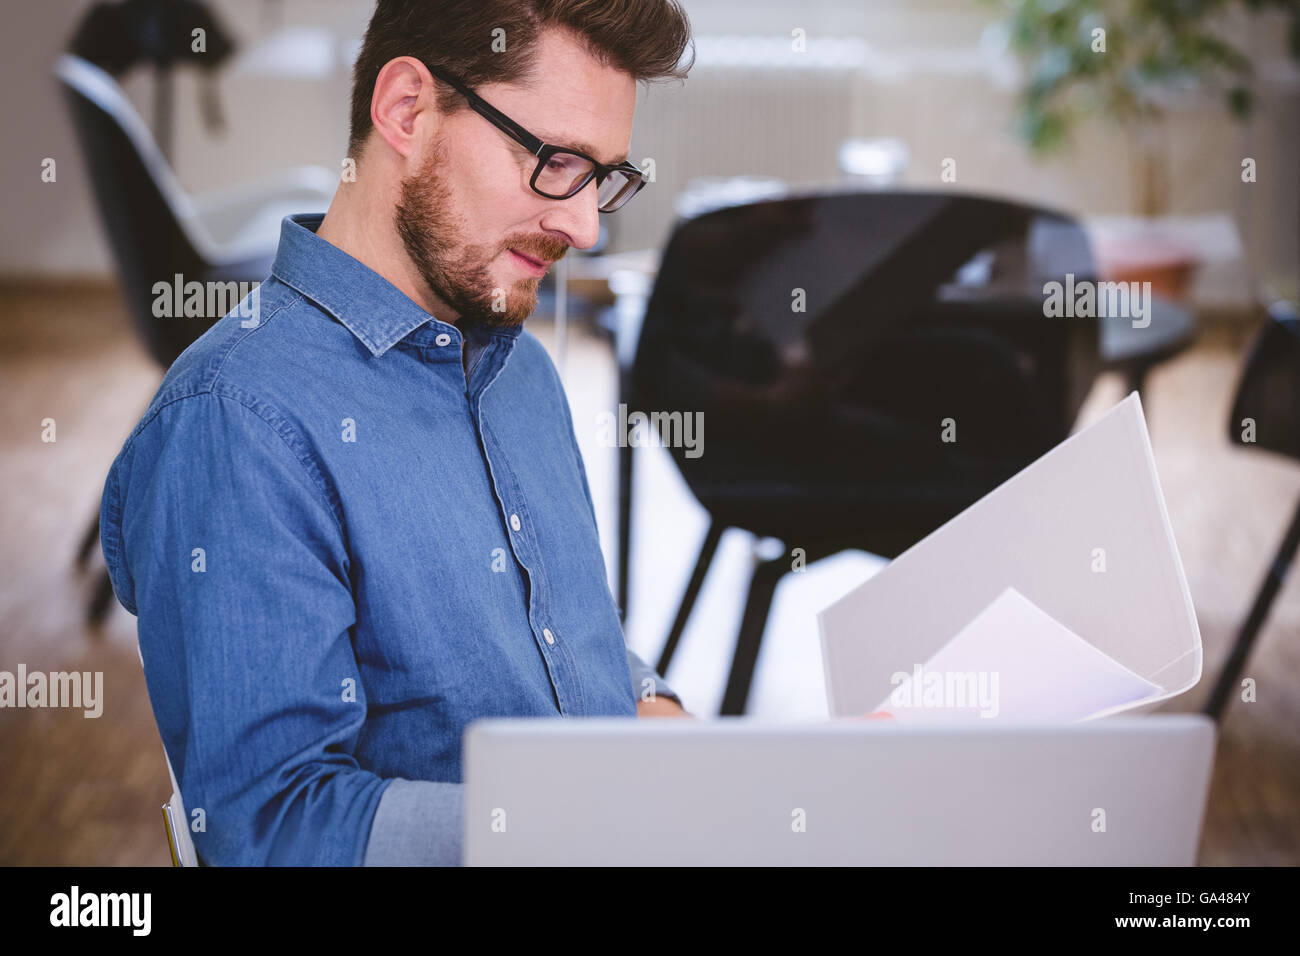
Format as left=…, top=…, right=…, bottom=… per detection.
left=269, top=213, right=522, bottom=357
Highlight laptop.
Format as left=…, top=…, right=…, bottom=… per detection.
left=463, top=394, right=1216, bottom=865
left=462, top=714, right=1215, bottom=865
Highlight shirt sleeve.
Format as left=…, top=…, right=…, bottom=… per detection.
left=107, top=391, right=457, bottom=865
left=626, top=647, right=681, bottom=706
left=362, top=779, right=463, bottom=866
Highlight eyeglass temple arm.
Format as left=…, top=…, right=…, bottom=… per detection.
left=429, top=65, right=645, bottom=184
left=428, top=65, right=545, bottom=154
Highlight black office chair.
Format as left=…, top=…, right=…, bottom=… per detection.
left=1095, top=286, right=1198, bottom=410
left=1203, top=301, right=1300, bottom=721
left=628, top=190, right=1105, bottom=714
left=56, top=53, right=333, bottom=624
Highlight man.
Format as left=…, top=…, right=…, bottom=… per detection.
left=99, top=0, right=695, bottom=866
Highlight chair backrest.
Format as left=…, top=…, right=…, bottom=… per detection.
left=54, top=54, right=215, bottom=368
left=136, top=640, right=199, bottom=867
left=1229, top=302, right=1300, bottom=461
left=161, top=761, right=199, bottom=867
left=631, top=190, right=1101, bottom=547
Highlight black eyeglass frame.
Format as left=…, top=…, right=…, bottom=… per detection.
left=424, top=63, right=648, bottom=212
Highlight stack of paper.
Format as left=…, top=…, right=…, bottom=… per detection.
left=819, top=393, right=1202, bottom=721
left=872, top=587, right=1162, bottom=722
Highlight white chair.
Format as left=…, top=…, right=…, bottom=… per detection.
left=136, top=641, right=199, bottom=867
left=160, top=752, right=199, bottom=867
left=56, top=53, right=337, bottom=268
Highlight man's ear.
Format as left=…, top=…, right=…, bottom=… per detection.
left=370, top=55, right=439, bottom=160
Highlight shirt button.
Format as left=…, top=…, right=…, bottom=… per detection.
left=434, top=332, right=452, bottom=347
left=509, top=513, right=521, bottom=532
left=543, top=628, right=555, bottom=645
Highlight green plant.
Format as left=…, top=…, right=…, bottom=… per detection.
left=992, top=0, right=1300, bottom=213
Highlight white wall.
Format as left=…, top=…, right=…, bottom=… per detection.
left=2, top=0, right=1295, bottom=303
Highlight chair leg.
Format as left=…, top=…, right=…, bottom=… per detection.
left=617, top=436, right=633, bottom=622
left=1124, top=364, right=1149, bottom=403
left=88, top=569, right=116, bottom=629
left=656, top=520, right=724, bottom=676
left=719, top=554, right=788, bottom=716
left=75, top=511, right=101, bottom=569
left=1203, top=494, right=1300, bottom=722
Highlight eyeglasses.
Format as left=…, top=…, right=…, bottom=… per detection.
left=425, top=64, right=648, bottom=213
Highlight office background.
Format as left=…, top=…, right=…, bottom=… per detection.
left=1, top=0, right=1297, bottom=864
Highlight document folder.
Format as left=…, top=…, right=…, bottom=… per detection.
left=818, top=392, right=1202, bottom=719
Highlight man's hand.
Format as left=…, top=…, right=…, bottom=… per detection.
left=637, top=695, right=693, bottom=718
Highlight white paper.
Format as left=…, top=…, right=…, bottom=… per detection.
left=819, top=393, right=1202, bottom=718
left=871, top=587, right=1162, bottom=723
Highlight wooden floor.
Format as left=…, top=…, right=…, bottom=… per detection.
left=0, top=283, right=1297, bottom=866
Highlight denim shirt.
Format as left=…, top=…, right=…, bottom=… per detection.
left=99, top=213, right=677, bottom=866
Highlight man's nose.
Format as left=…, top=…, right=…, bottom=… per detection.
left=541, top=181, right=602, bottom=251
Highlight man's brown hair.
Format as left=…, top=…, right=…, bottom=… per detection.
left=348, top=0, right=694, bottom=158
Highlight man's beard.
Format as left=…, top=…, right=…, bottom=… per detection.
left=394, top=137, right=569, bottom=331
